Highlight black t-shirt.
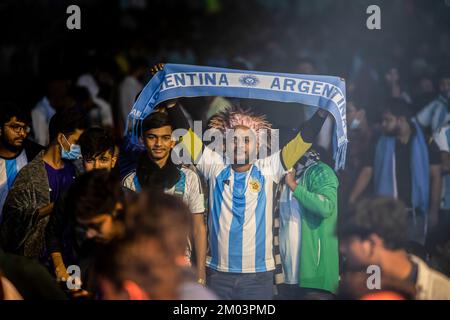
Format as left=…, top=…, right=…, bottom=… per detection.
left=363, top=131, right=441, bottom=208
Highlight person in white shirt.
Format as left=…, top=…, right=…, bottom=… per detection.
left=31, top=78, right=70, bottom=146
left=77, top=74, right=114, bottom=128
left=119, top=58, right=148, bottom=126
left=417, top=72, right=450, bottom=134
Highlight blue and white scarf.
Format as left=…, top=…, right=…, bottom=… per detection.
left=126, top=64, right=347, bottom=170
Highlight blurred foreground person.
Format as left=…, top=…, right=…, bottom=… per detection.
left=0, top=248, right=66, bottom=300
left=338, top=271, right=416, bottom=300
left=46, top=170, right=126, bottom=296
left=0, top=270, right=22, bottom=300
left=0, top=109, right=86, bottom=258
left=0, top=105, right=43, bottom=220
left=46, top=129, right=117, bottom=284
left=338, top=197, right=450, bottom=300
left=128, top=190, right=217, bottom=300
left=94, top=232, right=180, bottom=300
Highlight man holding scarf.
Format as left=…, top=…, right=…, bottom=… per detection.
left=124, top=63, right=344, bottom=299
left=350, top=98, right=441, bottom=245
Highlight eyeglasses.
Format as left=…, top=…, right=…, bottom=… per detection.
left=7, top=124, right=31, bottom=134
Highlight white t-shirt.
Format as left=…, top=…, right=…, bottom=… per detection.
left=122, top=166, right=205, bottom=214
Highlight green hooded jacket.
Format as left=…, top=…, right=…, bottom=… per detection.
left=292, top=161, right=339, bottom=293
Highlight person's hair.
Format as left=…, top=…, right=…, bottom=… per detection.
left=94, top=231, right=180, bottom=299
left=0, top=103, right=31, bottom=127
left=338, top=197, right=409, bottom=250
left=66, top=170, right=123, bottom=221
left=79, top=127, right=115, bottom=160
left=127, top=190, right=193, bottom=257
left=48, top=108, right=87, bottom=143
left=382, top=98, right=414, bottom=121
left=71, top=86, right=92, bottom=104
left=141, top=112, right=173, bottom=133
left=208, top=106, right=273, bottom=152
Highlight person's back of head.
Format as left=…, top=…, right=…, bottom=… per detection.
left=66, top=170, right=124, bottom=243
left=338, top=197, right=410, bottom=273
left=94, top=231, right=180, bottom=300
left=127, top=190, right=193, bottom=261
left=339, top=197, right=409, bottom=251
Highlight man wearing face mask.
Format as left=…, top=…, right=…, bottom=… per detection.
left=0, top=108, right=86, bottom=258
left=338, top=98, right=375, bottom=214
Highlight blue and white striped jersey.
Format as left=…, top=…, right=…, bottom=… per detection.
left=0, top=150, right=28, bottom=221
left=197, top=147, right=286, bottom=273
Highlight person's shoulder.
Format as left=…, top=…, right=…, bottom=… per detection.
left=16, top=151, right=44, bottom=177
left=31, top=97, right=49, bottom=111
left=180, top=165, right=203, bottom=185
left=23, top=139, right=45, bottom=160
left=309, top=162, right=338, bottom=182
left=122, top=170, right=136, bottom=188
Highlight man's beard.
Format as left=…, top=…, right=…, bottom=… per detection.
left=0, top=136, right=23, bottom=153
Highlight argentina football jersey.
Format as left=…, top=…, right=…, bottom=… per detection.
left=0, top=150, right=28, bottom=221
left=198, top=146, right=286, bottom=273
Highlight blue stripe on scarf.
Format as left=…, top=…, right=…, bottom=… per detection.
left=373, top=120, right=429, bottom=215
left=126, top=64, right=347, bottom=170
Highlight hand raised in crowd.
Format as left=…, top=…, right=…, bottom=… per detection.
left=150, top=63, right=165, bottom=76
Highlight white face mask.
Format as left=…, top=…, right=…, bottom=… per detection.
left=350, top=118, right=361, bottom=130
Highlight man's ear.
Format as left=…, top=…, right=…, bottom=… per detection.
left=111, top=146, right=119, bottom=168
left=170, top=138, right=176, bottom=149
left=368, top=233, right=383, bottom=257
left=56, top=133, right=64, bottom=148
left=122, top=280, right=149, bottom=300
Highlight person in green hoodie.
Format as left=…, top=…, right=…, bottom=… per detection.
left=277, top=150, right=339, bottom=299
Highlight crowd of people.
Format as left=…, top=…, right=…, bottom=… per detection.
left=0, top=66, right=449, bottom=300
left=0, top=0, right=450, bottom=301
